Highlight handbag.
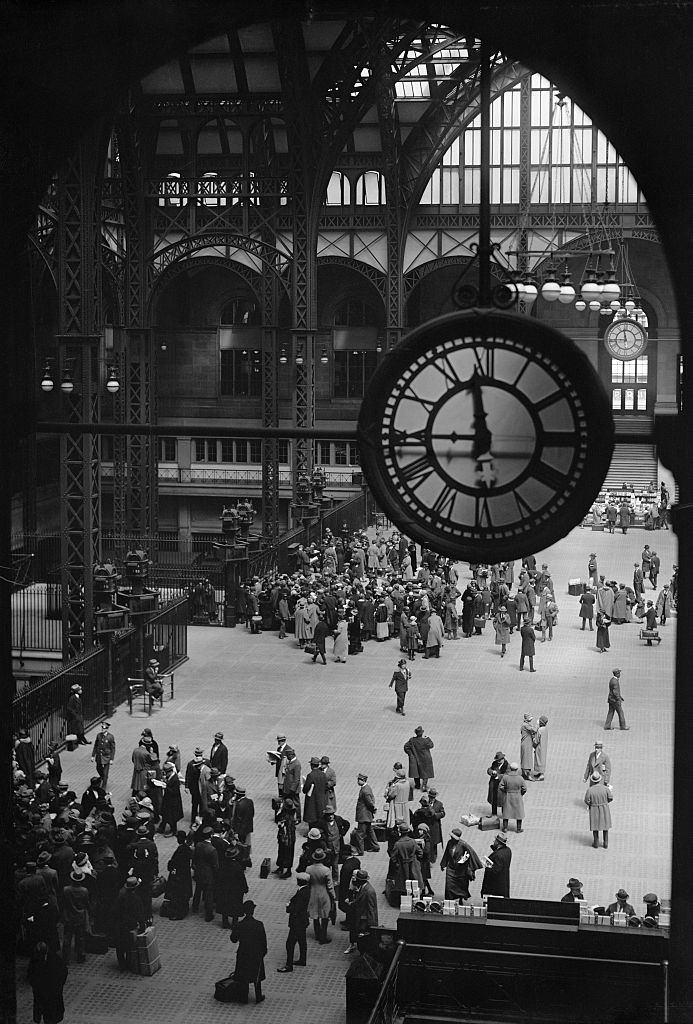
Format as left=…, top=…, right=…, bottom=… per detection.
left=473, top=616, right=486, bottom=629
left=304, top=642, right=317, bottom=656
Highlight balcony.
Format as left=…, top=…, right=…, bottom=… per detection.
left=100, top=463, right=363, bottom=494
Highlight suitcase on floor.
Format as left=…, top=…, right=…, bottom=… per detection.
left=385, top=876, right=401, bottom=908
left=215, top=976, right=241, bottom=1002
left=477, top=814, right=501, bottom=831
left=639, top=628, right=661, bottom=644
left=259, top=856, right=271, bottom=878
left=135, top=926, right=161, bottom=976
left=85, top=931, right=108, bottom=954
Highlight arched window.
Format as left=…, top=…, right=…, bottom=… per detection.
left=326, top=171, right=351, bottom=206
left=158, top=171, right=186, bottom=207
left=354, top=171, right=385, bottom=205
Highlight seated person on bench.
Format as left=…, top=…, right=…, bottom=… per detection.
left=144, top=658, right=164, bottom=702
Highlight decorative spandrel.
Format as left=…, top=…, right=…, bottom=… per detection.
left=358, top=310, right=613, bottom=561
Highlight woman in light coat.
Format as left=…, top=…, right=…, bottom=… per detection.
left=584, top=773, right=613, bottom=848
left=519, top=714, right=536, bottom=780
left=385, top=769, right=410, bottom=826
left=493, top=606, right=511, bottom=657
left=401, top=553, right=413, bottom=581
left=532, top=715, right=548, bottom=780
left=425, top=611, right=444, bottom=658
left=306, top=849, right=336, bottom=943
left=333, top=614, right=348, bottom=663
left=294, top=597, right=311, bottom=646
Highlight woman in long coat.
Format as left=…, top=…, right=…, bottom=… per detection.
left=274, top=799, right=297, bottom=878
left=595, top=611, right=611, bottom=653
left=332, top=614, right=348, bottom=663
left=498, top=763, right=526, bottom=831
left=519, top=715, right=536, bottom=779
left=306, top=849, right=336, bottom=943
left=159, top=763, right=184, bottom=835
left=216, top=846, right=248, bottom=928
left=440, top=828, right=484, bottom=900
left=493, top=607, right=511, bottom=657
left=294, top=597, right=311, bottom=646
left=130, top=740, right=152, bottom=796
left=401, top=553, right=413, bottom=581
left=584, top=773, right=613, bottom=848
left=612, top=586, right=628, bottom=624
left=532, top=716, right=549, bottom=780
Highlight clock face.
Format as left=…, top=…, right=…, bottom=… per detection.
left=604, top=319, right=648, bottom=360
left=358, top=310, right=614, bottom=561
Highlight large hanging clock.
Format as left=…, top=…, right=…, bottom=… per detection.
left=603, top=318, right=648, bottom=360
left=358, top=309, right=614, bottom=561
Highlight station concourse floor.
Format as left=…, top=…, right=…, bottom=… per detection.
left=15, top=523, right=676, bottom=1024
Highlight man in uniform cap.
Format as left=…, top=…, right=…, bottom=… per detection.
left=277, top=873, right=311, bottom=972
left=607, top=889, right=635, bottom=917
left=209, top=731, right=228, bottom=774
left=91, top=720, right=116, bottom=788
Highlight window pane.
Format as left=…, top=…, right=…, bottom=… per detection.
left=334, top=442, right=347, bottom=465
left=622, top=361, right=636, bottom=384
left=278, top=440, right=289, bottom=463
left=624, top=388, right=634, bottom=410
left=249, top=441, right=262, bottom=463
left=611, top=359, right=623, bottom=383
left=318, top=441, right=331, bottom=465
left=349, top=444, right=361, bottom=466
left=207, top=440, right=218, bottom=462
left=637, top=388, right=647, bottom=410
left=612, top=389, right=621, bottom=411
left=194, top=439, right=206, bottom=461
left=636, top=356, right=648, bottom=382
left=220, top=440, right=234, bottom=462
left=235, top=441, right=247, bottom=463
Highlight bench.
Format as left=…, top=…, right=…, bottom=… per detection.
left=127, top=671, right=175, bottom=714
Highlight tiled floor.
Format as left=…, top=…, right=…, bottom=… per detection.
left=14, top=523, right=676, bottom=1023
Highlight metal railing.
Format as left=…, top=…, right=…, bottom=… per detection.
left=100, top=463, right=363, bottom=489
left=366, top=940, right=405, bottom=1024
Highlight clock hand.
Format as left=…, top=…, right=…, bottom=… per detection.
left=467, top=369, right=493, bottom=460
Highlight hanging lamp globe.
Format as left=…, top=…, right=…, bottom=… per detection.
left=540, top=277, right=561, bottom=302
left=574, top=299, right=586, bottom=311
left=580, top=278, right=601, bottom=302
left=41, top=367, right=54, bottom=392
left=522, top=282, right=538, bottom=307
left=602, top=280, right=621, bottom=303
left=558, top=282, right=576, bottom=304
left=624, top=299, right=636, bottom=312
left=588, top=300, right=602, bottom=312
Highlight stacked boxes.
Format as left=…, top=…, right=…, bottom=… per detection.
left=442, top=900, right=457, bottom=915
left=612, top=912, right=628, bottom=927
left=400, top=895, right=414, bottom=913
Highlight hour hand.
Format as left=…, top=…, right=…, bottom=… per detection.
left=467, top=370, right=493, bottom=459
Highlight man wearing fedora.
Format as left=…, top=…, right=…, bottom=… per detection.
left=184, top=746, right=209, bottom=822
left=144, top=658, right=164, bottom=707
left=404, top=726, right=435, bottom=791
left=498, top=762, right=526, bottom=833
left=583, top=741, right=612, bottom=785
left=481, top=833, right=512, bottom=899
left=343, top=868, right=378, bottom=954
left=353, top=773, right=380, bottom=854
left=115, top=876, right=145, bottom=971
left=210, top=731, right=228, bottom=773
left=277, top=873, right=311, bottom=972
left=584, top=771, right=613, bottom=848
left=65, top=683, right=88, bottom=745
left=230, top=901, right=267, bottom=1003
left=607, top=888, right=635, bottom=917
left=561, top=878, right=585, bottom=903
left=192, top=826, right=219, bottom=921
left=91, top=720, right=116, bottom=789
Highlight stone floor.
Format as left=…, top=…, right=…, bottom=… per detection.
left=14, top=522, right=676, bottom=1024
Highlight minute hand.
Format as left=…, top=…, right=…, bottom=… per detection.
left=467, top=369, right=493, bottom=460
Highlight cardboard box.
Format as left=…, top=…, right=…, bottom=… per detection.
left=400, top=896, right=413, bottom=913
left=612, top=912, right=628, bottom=927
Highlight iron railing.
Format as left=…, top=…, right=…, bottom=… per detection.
left=366, top=940, right=405, bottom=1024
left=100, top=463, right=363, bottom=489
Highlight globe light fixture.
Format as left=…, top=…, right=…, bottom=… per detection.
left=60, top=368, right=75, bottom=394
left=279, top=346, right=287, bottom=365
left=105, top=367, right=120, bottom=394
left=40, top=363, right=54, bottom=392
left=320, top=345, right=329, bottom=364
left=574, top=299, right=587, bottom=312
left=540, top=276, right=561, bottom=302
left=588, top=300, right=601, bottom=312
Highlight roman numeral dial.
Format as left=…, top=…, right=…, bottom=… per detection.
left=358, top=310, right=614, bottom=562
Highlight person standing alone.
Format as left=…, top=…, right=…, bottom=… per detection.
left=604, top=668, right=629, bottom=730
left=91, top=721, right=116, bottom=789
left=389, top=659, right=410, bottom=715
left=404, top=726, right=435, bottom=791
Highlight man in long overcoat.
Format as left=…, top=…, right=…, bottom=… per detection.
left=480, top=833, right=512, bottom=898
left=343, top=868, right=379, bottom=953
left=192, top=826, right=219, bottom=921
left=532, top=715, right=549, bottom=780
left=584, top=772, right=613, bottom=848
left=282, top=748, right=302, bottom=815
left=498, top=762, right=526, bottom=832
left=486, top=752, right=508, bottom=815
left=404, top=726, right=435, bottom=790
left=91, top=721, right=116, bottom=788
left=66, top=684, right=87, bottom=744
left=354, top=773, right=380, bottom=854
left=425, top=787, right=445, bottom=862
left=519, top=619, right=536, bottom=672
left=388, top=823, right=424, bottom=894
left=230, top=901, right=267, bottom=1004
left=519, top=714, right=536, bottom=779
left=303, top=757, right=329, bottom=824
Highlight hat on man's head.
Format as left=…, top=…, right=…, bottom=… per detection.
left=393, top=762, right=403, bottom=770
left=307, top=827, right=322, bottom=840
left=138, top=797, right=154, bottom=810
left=102, top=721, right=111, bottom=728
left=594, top=741, right=603, bottom=748
left=312, top=848, right=326, bottom=861
left=71, top=684, right=81, bottom=691
left=125, top=876, right=139, bottom=888
left=509, top=762, right=519, bottom=771
left=90, top=776, right=101, bottom=786
left=37, top=851, right=51, bottom=864
left=419, top=795, right=428, bottom=804
left=284, top=747, right=295, bottom=758
left=235, top=785, right=246, bottom=795
left=418, top=823, right=430, bottom=832
left=523, top=713, right=533, bottom=721
left=414, top=725, right=424, bottom=734
left=567, top=878, right=582, bottom=889
left=320, top=756, right=330, bottom=764
left=494, top=751, right=505, bottom=759
left=277, top=734, right=287, bottom=742
left=355, top=869, right=369, bottom=882
left=616, top=888, right=629, bottom=899
left=194, top=747, right=204, bottom=756
left=310, top=756, right=321, bottom=767
left=296, top=872, right=310, bottom=884
left=136, top=825, right=149, bottom=836
left=148, top=658, right=159, bottom=666
left=395, top=769, right=406, bottom=779
left=428, top=787, right=438, bottom=795
left=201, top=826, right=213, bottom=838
left=590, top=771, right=602, bottom=782
left=214, top=732, right=224, bottom=740
left=643, top=893, right=659, bottom=904
left=324, top=806, right=335, bottom=815
left=357, top=773, right=368, bottom=782
left=450, top=827, right=462, bottom=838
left=70, top=871, right=85, bottom=883
left=494, top=833, right=508, bottom=845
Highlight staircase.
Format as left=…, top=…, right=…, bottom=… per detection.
left=601, top=442, right=657, bottom=492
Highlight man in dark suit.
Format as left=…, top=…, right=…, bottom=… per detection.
left=343, top=868, right=379, bottom=954
left=210, top=731, right=229, bottom=773
left=230, top=785, right=255, bottom=854
left=91, top=721, right=116, bottom=788
left=480, top=832, right=512, bottom=898
left=230, top=901, right=267, bottom=1003
left=192, top=826, right=219, bottom=921
left=354, top=773, right=380, bottom=854
left=277, top=873, right=311, bottom=972
left=311, top=613, right=330, bottom=665
left=268, top=734, right=289, bottom=801
left=282, top=748, right=302, bottom=815
left=66, top=684, right=88, bottom=745
left=303, top=757, right=329, bottom=825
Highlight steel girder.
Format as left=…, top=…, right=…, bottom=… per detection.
left=261, top=265, right=280, bottom=543
left=56, top=134, right=103, bottom=660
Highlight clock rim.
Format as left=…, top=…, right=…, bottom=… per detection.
left=603, top=318, right=648, bottom=360
left=357, top=309, right=615, bottom=561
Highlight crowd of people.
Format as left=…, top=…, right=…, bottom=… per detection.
left=13, top=522, right=674, bottom=1014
